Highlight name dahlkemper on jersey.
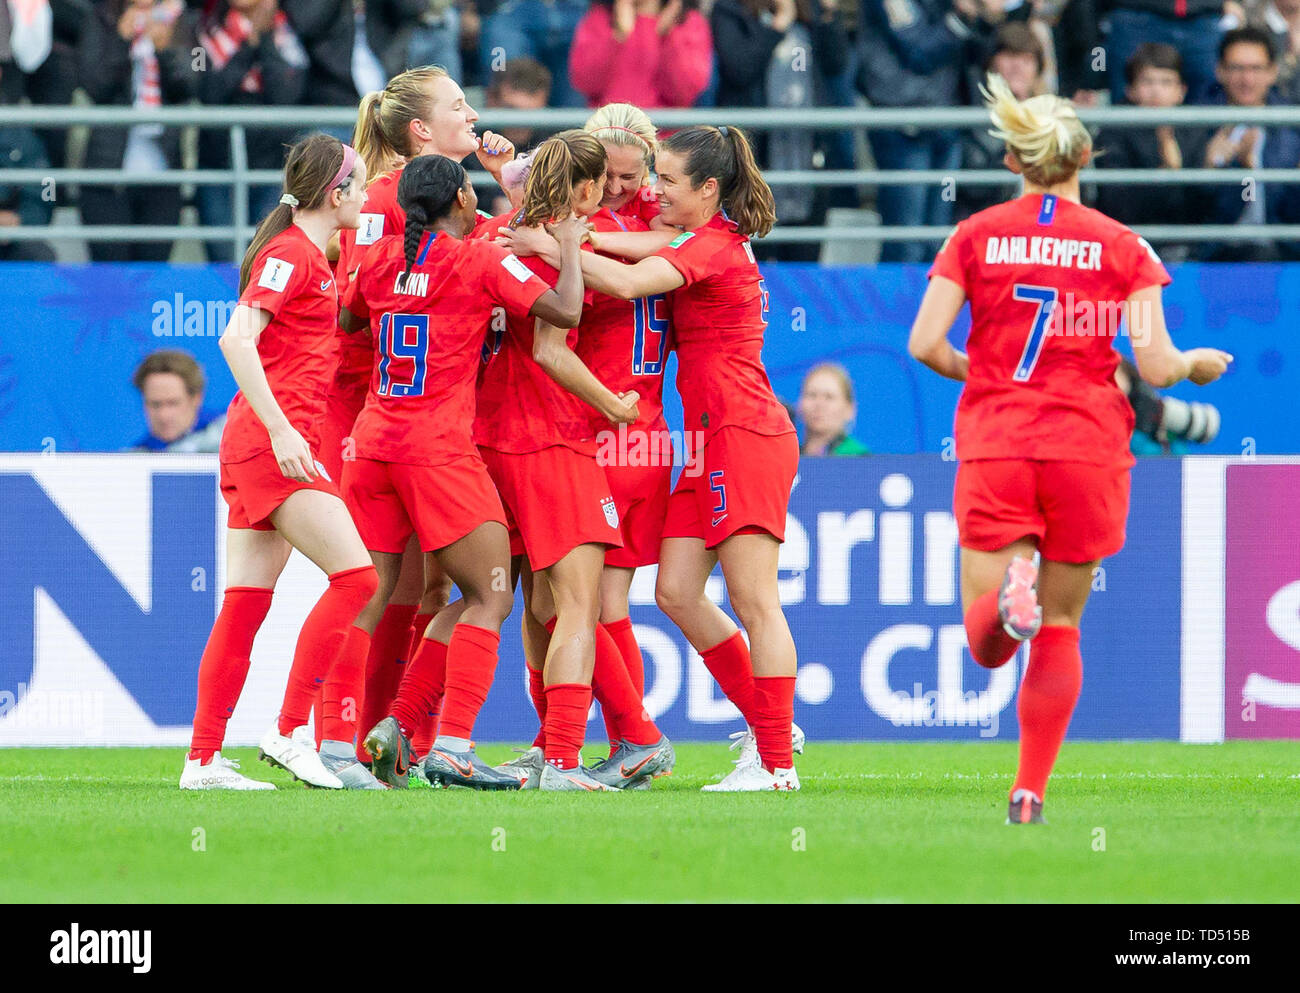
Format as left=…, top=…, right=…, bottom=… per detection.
left=985, top=235, right=1104, bottom=270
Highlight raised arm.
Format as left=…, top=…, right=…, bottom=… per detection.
left=579, top=253, right=684, bottom=300
left=907, top=275, right=970, bottom=382
left=1127, top=284, right=1232, bottom=388
left=218, top=303, right=318, bottom=481
left=526, top=216, right=588, bottom=328
left=587, top=228, right=680, bottom=261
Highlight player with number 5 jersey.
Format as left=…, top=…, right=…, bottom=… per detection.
left=909, top=75, right=1232, bottom=825
left=544, top=125, right=802, bottom=792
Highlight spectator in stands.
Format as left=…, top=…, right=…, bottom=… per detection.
left=1200, top=26, right=1300, bottom=260
left=486, top=56, right=552, bottom=153
left=359, top=0, right=462, bottom=81
left=1246, top=0, right=1300, bottom=102
left=569, top=0, right=713, bottom=109
left=1106, top=0, right=1224, bottom=104
left=0, top=63, right=56, bottom=261
left=193, top=0, right=309, bottom=262
left=710, top=0, right=796, bottom=109
left=855, top=0, right=978, bottom=262
left=284, top=0, right=358, bottom=109
left=796, top=363, right=870, bottom=456
left=126, top=350, right=225, bottom=453
left=1, top=0, right=81, bottom=169
left=958, top=21, right=1045, bottom=220
left=1094, top=44, right=1211, bottom=261
left=1032, top=0, right=1105, bottom=103
left=478, top=0, right=589, bottom=106
left=75, top=1, right=197, bottom=262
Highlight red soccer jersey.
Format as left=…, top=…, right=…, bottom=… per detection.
left=342, top=230, right=551, bottom=466
left=928, top=193, right=1171, bottom=466
left=618, top=185, right=661, bottom=226
left=654, top=212, right=793, bottom=442
left=471, top=210, right=598, bottom=455
left=220, top=224, right=339, bottom=463
left=334, top=169, right=405, bottom=385
left=576, top=207, right=671, bottom=437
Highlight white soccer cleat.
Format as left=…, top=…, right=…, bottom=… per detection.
left=702, top=763, right=800, bottom=792
left=179, top=752, right=275, bottom=791
left=727, top=722, right=807, bottom=769
left=495, top=745, right=545, bottom=789
left=258, top=724, right=344, bottom=789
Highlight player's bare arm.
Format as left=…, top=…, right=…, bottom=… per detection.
left=908, top=275, right=970, bottom=382
left=577, top=253, right=684, bottom=301
left=1128, top=283, right=1233, bottom=388
left=586, top=228, right=679, bottom=261
left=218, top=304, right=316, bottom=481
left=532, top=319, right=640, bottom=425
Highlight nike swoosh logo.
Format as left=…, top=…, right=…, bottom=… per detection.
left=620, top=753, right=657, bottom=779
left=711, top=515, right=728, bottom=527
left=321, top=279, right=333, bottom=290
left=435, top=750, right=475, bottom=778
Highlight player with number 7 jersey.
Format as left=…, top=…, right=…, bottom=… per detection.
left=910, top=76, right=1231, bottom=825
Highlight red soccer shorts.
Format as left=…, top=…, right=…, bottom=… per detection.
left=953, top=458, right=1131, bottom=563
left=662, top=427, right=798, bottom=549
left=220, top=448, right=341, bottom=531
left=479, top=444, right=623, bottom=571
left=342, top=455, right=507, bottom=554
left=603, top=461, right=672, bottom=568
left=315, top=375, right=368, bottom=483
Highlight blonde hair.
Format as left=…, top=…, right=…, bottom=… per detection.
left=981, top=72, right=1090, bottom=187
left=585, top=102, right=657, bottom=184
left=354, top=66, right=449, bottom=182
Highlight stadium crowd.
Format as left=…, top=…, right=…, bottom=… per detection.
left=1, top=0, right=1298, bottom=263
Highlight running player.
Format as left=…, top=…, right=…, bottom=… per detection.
left=180, top=134, right=379, bottom=791
left=507, top=126, right=803, bottom=792
left=908, top=76, right=1231, bottom=824
left=476, top=131, right=674, bottom=791
left=315, top=66, right=516, bottom=777
left=338, top=155, right=589, bottom=789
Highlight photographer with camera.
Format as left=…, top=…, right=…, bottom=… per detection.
left=1115, top=358, right=1221, bottom=456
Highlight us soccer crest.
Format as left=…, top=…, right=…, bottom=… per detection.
left=601, top=496, right=619, bottom=528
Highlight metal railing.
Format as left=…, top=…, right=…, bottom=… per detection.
left=3, top=105, right=1300, bottom=255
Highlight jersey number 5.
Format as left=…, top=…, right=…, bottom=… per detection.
left=377, top=312, right=429, bottom=397
left=1011, top=284, right=1059, bottom=383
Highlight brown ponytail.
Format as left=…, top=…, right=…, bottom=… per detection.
left=520, top=129, right=606, bottom=228
left=660, top=125, right=776, bottom=238
left=239, top=133, right=354, bottom=292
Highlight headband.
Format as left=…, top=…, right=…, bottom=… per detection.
left=326, top=144, right=358, bottom=194
left=595, top=125, right=653, bottom=147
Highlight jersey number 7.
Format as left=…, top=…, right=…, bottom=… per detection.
left=377, top=312, right=429, bottom=397
left=1011, top=284, right=1059, bottom=383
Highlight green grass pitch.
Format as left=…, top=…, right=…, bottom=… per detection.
left=1, top=742, right=1295, bottom=903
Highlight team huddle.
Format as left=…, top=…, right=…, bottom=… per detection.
left=180, top=66, right=803, bottom=794
left=178, top=67, right=1229, bottom=815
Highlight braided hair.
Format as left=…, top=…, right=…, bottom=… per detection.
left=395, top=154, right=469, bottom=279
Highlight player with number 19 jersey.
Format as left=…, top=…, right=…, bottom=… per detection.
left=579, top=206, right=673, bottom=567
left=656, top=212, right=797, bottom=549
left=929, top=192, right=1171, bottom=561
left=340, top=229, right=553, bottom=554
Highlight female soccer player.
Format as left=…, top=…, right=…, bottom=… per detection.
left=497, top=106, right=675, bottom=780
left=506, top=126, right=803, bottom=792
left=337, top=155, right=589, bottom=790
left=180, top=134, right=379, bottom=791
left=908, top=76, right=1231, bottom=824
left=314, top=66, right=516, bottom=775
left=476, top=130, right=674, bottom=791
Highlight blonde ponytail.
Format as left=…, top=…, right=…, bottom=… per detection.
left=981, top=73, right=1090, bottom=187
left=353, top=66, right=451, bottom=184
